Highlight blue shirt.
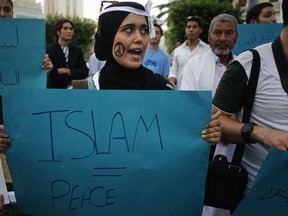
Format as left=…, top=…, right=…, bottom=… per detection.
left=142, top=47, right=170, bottom=76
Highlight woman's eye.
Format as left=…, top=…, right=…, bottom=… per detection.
left=124, top=27, right=133, bottom=33
left=141, top=28, right=149, bottom=35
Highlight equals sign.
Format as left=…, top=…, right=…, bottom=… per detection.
left=91, top=167, right=127, bottom=177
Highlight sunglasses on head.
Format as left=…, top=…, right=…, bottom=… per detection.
left=187, top=16, right=202, bottom=20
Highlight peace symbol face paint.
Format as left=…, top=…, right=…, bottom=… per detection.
left=112, top=13, right=149, bottom=70
left=114, top=42, right=125, bottom=57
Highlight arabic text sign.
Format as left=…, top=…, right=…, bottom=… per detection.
left=234, top=148, right=288, bottom=215
left=233, top=23, right=282, bottom=55
left=0, top=18, right=46, bottom=90
left=3, top=89, right=212, bottom=216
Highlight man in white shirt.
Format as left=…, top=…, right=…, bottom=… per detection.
left=168, top=16, right=209, bottom=89
left=180, top=14, right=238, bottom=94
left=180, top=14, right=238, bottom=216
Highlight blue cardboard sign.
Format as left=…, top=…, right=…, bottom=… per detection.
left=234, top=148, right=288, bottom=215
left=3, top=89, right=212, bottom=216
left=0, top=18, right=46, bottom=90
left=233, top=23, right=282, bottom=55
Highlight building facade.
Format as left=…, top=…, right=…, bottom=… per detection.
left=44, top=0, right=84, bottom=18
left=13, top=0, right=43, bottom=18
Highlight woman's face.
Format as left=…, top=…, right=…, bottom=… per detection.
left=112, top=13, right=149, bottom=69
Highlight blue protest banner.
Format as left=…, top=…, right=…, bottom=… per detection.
left=233, top=23, right=282, bottom=55
left=3, top=89, right=212, bottom=216
left=0, top=18, right=46, bottom=90
left=233, top=148, right=288, bottom=215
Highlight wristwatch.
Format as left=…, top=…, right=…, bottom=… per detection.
left=166, top=82, right=176, bottom=90
left=241, top=123, right=256, bottom=143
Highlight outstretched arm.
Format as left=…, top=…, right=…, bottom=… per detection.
left=212, top=106, right=288, bottom=151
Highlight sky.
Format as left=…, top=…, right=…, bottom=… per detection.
left=84, top=0, right=169, bottom=21
left=35, top=0, right=169, bottom=21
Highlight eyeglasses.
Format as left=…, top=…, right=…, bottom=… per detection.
left=187, top=16, right=202, bottom=20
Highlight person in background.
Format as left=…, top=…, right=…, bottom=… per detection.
left=180, top=14, right=238, bottom=216
left=87, top=36, right=106, bottom=76
left=46, top=18, right=88, bottom=88
left=175, top=40, right=182, bottom=47
left=88, top=53, right=106, bottom=76
left=246, top=2, right=276, bottom=24
left=168, top=16, right=209, bottom=90
left=169, top=39, right=182, bottom=65
left=0, top=0, right=12, bottom=17
left=212, top=0, right=288, bottom=214
left=181, top=14, right=238, bottom=95
left=142, top=23, right=170, bottom=78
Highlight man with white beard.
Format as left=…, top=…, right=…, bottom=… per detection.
left=180, top=14, right=238, bottom=216
left=180, top=14, right=238, bottom=94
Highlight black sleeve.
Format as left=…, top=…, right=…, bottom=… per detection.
left=213, top=60, right=248, bottom=113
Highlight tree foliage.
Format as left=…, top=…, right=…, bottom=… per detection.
left=158, top=0, right=235, bottom=53
left=45, top=14, right=97, bottom=56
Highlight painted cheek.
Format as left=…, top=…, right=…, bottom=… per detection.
left=113, top=42, right=126, bottom=58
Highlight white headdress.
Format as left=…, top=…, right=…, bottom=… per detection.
left=99, top=0, right=164, bottom=38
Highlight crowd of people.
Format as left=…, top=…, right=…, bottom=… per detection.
left=0, top=0, right=286, bottom=215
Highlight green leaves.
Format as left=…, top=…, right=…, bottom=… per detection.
left=157, top=0, right=235, bottom=53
